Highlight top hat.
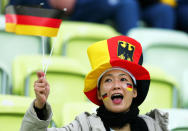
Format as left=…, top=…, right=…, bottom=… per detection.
left=84, top=35, right=150, bottom=106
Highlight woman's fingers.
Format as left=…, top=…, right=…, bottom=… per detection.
left=34, top=71, right=50, bottom=109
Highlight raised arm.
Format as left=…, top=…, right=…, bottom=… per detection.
left=20, top=72, right=87, bottom=131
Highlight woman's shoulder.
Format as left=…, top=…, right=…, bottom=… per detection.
left=76, top=112, right=106, bottom=130
left=76, top=112, right=102, bottom=124
left=139, top=109, right=169, bottom=131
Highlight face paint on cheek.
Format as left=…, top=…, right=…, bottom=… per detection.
left=102, top=93, right=109, bottom=101
left=125, top=83, right=133, bottom=92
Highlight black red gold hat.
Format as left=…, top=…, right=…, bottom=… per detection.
left=84, top=35, right=150, bottom=106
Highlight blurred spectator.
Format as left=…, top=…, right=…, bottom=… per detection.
left=69, top=0, right=139, bottom=35
left=69, top=0, right=176, bottom=34
left=9, top=0, right=176, bottom=35
left=139, top=0, right=176, bottom=29
left=9, top=0, right=52, bottom=8
left=176, top=0, right=188, bottom=33
left=8, top=0, right=76, bottom=13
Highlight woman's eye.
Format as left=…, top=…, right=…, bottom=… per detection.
left=104, top=79, right=112, bottom=83
left=120, top=78, right=127, bottom=81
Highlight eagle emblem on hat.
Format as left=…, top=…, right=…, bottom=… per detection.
left=117, top=41, right=135, bottom=61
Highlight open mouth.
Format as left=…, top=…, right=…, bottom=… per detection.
left=111, top=93, right=124, bottom=104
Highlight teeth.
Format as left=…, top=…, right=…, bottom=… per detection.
left=112, top=93, right=122, bottom=96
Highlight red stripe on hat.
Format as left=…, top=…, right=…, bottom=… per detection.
left=111, top=60, right=150, bottom=80
left=107, top=35, right=142, bottom=64
left=6, top=14, right=62, bottom=28
left=106, top=36, right=150, bottom=80
left=84, top=87, right=103, bottom=106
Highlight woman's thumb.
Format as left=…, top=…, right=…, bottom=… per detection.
left=37, top=71, right=45, bottom=79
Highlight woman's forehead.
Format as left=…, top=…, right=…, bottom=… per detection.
left=102, top=70, right=131, bottom=78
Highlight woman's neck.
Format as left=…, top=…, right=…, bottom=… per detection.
left=112, top=123, right=131, bottom=131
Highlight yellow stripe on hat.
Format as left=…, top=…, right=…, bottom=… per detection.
left=15, top=24, right=59, bottom=37
left=87, top=40, right=110, bottom=69
left=84, top=63, right=112, bottom=92
left=85, top=40, right=111, bottom=92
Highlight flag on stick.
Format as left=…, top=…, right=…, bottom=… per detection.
left=5, top=5, right=64, bottom=37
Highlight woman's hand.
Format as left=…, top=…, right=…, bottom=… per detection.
left=34, top=71, right=50, bottom=109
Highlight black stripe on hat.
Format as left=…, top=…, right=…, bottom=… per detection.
left=138, top=53, right=143, bottom=65
left=132, top=80, right=150, bottom=107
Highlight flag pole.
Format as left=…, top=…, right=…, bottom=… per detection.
left=44, top=37, right=56, bottom=75
left=42, top=36, right=46, bottom=72
left=43, top=8, right=67, bottom=75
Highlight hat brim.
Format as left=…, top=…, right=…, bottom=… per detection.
left=84, top=59, right=150, bottom=106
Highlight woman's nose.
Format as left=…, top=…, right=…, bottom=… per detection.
left=112, top=80, right=121, bottom=90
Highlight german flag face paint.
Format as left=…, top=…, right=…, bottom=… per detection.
left=102, top=93, right=108, bottom=100
left=126, top=83, right=133, bottom=92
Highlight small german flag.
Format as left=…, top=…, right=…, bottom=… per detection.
left=102, top=93, right=108, bottom=100
left=126, top=83, right=133, bottom=92
left=5, top=5, right=64, bottom=37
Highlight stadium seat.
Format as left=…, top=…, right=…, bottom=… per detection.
left=139, top=65, right=179, bottom=114
left=0, top=94, right=33, bottom=131
left=0, top=27, right=47, bottom=92
left=62, top=101, right=98, bottom=126
left=0, top=0, right=8, bottom=14
left=50, top=21, right=121, bottom=72
left=0, top=63, right=10, bottom=94
left=182, top=69, right=188, bottom=108
left=0, top=30, right=44, bottom=71
left=0, top=14, right=5, bottom=29
left=12, top=55, right=88, bottom=127
left=160, top=108, right=188, bottom=131
left=172, top=128, right=188, bottom=131
left=128, top=28, right=188, bottom=108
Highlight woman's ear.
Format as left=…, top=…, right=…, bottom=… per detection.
left=133, top=88, right=137, bottom=98
left=97, top=90, right=102, bottom=100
